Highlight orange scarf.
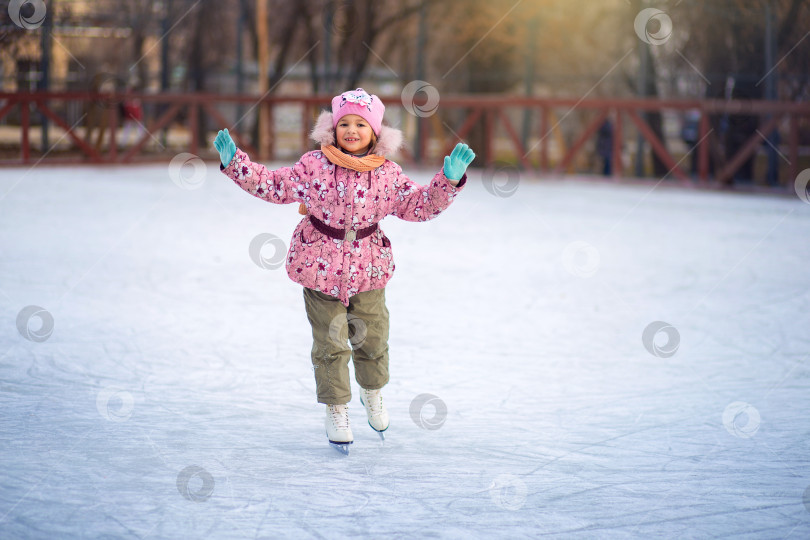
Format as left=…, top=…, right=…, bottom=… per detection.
left=298, top=145, right=386, bottom=215
left=320, top=144, right=385, bottom=171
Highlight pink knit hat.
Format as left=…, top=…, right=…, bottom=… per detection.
left=331, top=88, right=384, bottom=136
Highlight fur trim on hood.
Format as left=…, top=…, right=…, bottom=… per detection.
left=310, top=110, right=403, bottom=158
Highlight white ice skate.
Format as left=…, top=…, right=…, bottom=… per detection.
left=325, top=404, right=353, bottom=455
left=359, top=388, right=389, bottom=440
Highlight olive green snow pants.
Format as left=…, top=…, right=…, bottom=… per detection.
left=303, top=287, right=390, bottom=405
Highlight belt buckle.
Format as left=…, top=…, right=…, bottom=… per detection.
left=345, top=229, right=356, bottom=242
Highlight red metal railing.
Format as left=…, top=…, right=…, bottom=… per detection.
left=1, top=91, right=808, bottom=188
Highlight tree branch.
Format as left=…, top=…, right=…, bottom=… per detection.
left=777, top=0, right=804, bottom=49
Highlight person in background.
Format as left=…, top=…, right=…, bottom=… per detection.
left=596, top=118, right=613, bottom=176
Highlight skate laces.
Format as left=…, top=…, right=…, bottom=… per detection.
left=362, top=389, right=384, bottom=416
left=328, top=404, right=350, bottom=430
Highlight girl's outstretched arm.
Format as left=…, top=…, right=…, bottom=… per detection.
left=389, top=143, right=474, bottom=222
left=214, top=129, right=309, bottom=206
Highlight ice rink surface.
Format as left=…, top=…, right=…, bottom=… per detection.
left=1, top=161, right=809, bottom=539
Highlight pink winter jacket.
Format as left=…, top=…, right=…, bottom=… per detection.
left=221, top=115, right=467, bottom=307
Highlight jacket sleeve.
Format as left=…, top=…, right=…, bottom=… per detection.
left=388, top=164, right=467, bottom=222
left=221, top=148, right=310, bottom=205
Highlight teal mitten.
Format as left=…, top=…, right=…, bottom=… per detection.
left=214, top=128, right=237, bottom=167
left=443, top=143, right=475, bottom=180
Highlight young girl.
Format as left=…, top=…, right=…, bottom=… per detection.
left=214, top=88, right=475, bottom=452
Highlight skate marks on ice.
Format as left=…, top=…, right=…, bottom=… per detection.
left=1, top=166, right=810, bottom=536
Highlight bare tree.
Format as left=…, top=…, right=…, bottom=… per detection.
left=674, top=0, right=808, bottom=182
left=119, top=0, right=156, bottom=90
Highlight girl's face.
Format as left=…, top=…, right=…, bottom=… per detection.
left=336, top=114, right=373, bottom=154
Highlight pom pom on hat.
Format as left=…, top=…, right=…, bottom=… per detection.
left=331, top=88, right=384, bottom=135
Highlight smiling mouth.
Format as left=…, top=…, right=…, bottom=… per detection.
left=344, top=138, right=360, bottom=142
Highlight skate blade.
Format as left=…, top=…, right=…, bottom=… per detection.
left=368, top=421, right=388, bottom=439
left=329, top=441, right=352, bottom=455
